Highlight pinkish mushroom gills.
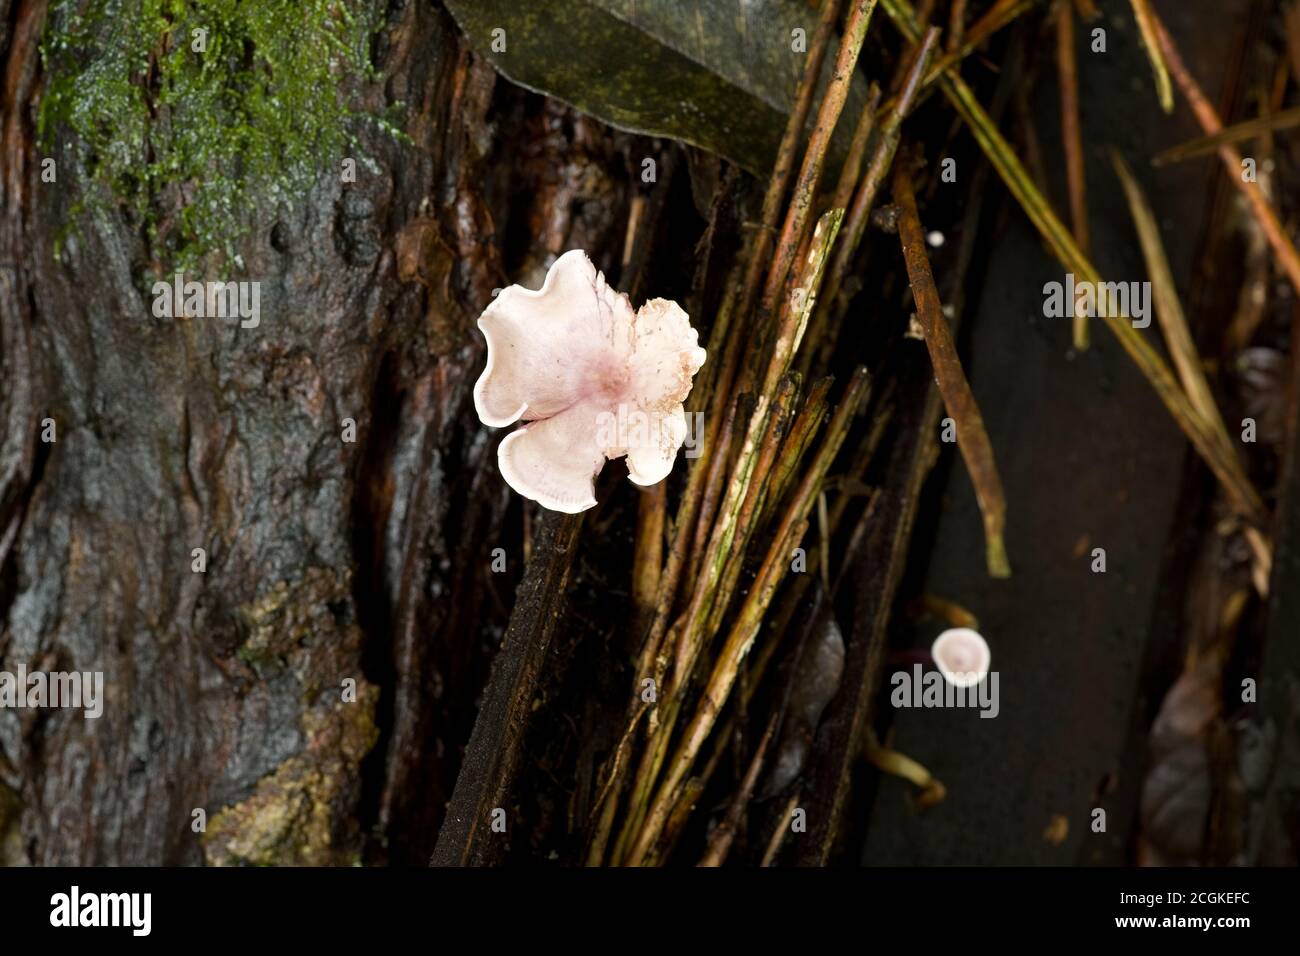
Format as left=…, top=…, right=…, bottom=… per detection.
left=473, top=250, right=707, bottom=513
left=930, top=628, right=991, bottom=688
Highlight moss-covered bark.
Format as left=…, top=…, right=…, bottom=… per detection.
left=0, top=0, right=530, bottom=865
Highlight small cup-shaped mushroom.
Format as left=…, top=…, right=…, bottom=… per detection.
left=930, top=628, right=991, bottom=688
left=473, top=250, right=706, bottom=512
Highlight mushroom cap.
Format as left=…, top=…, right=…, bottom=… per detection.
left=473, top=250, right=706, bottom=512
left=930, top=628, right=991, bottom=688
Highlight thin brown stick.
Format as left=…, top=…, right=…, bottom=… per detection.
left=1151, top=105, right=1300, bottom=167
left=735, top=0, right=843, bottom=327
left=947, top=0, right=968, bottom=52
left=760, top=0, right=880, bottom=319
left=797, top=84, right=882, bottom=381
left=1013, top=81, right=1050, bottom=194
left=760, top=790, right=802, bottom=866
left=823, top=27, right=940, bottom=317
left=1147, top=5, right=1300, bottom=301
left=874, top=0, right=1039, bottom=128
left=654, top=777, right=704, bottom=866
left=1057, top=0, right=1089, bottom=350
left=760, top=208, right=844, bottom=397
left=916, top=0, right=1034, bottom=98
left=830, top=83, right=884, bottom=216
left=864, top=729, right=946, bottom=807
left=893, top=150, right=1010, bottom=577
left=1286, top=1, right=1300, bottom=85
left=697, top=716, right=778, bottom=867
left=764, top=380, right=835, bottom=528
left=582, top=700, right=647, bottom=865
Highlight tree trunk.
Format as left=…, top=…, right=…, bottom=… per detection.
left=0, top=0, right=633, bottom=866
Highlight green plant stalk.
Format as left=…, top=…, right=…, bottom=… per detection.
left=1109, top=152, right=1233, bottom=452
left=687, top=396, right=745, bottom=586
left=766, top=400, right=891, bottom=642
left=617, top=214, right=842, bottom=861
left=761, top=379, right=834, bottom=529
left=1129, top=0, right=1174, bottom=113
left=583, top=698, right=648, bottom=865
left=822, top=27, right=938, bottom=326
left=611, top=693, right=681, bottom=864
left=680, top=383, right=797, bottom=678
left=1110, top=151, right=1271, bottom=588
left=762, top=209, right=845, bottom=398
left=760, top=0, right=879, bottom=317
left=736, top=0, right=844, bottom=326
left=624, top=366, right=871, bottom=866
left=679, top=212, right=841, bottom=691
left=611, top=394, right=775, bottom=860
left=700, top=213, right=844, bottom=648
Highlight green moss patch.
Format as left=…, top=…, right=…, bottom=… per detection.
left=39, top=0, right=400, bottom=269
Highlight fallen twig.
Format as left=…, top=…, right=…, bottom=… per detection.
left=1057, top=0, right=1090, bottom=349
left=893, top=149, right=1010, bottom=577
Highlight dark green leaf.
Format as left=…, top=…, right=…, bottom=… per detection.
left=443, top=0, right=870, bottom=176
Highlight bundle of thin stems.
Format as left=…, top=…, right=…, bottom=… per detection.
left=586, top=0, right=882, bottom=866
left=586, top=0, right=1012, bottom=865
left=587, top=0, right=1279, bottom=866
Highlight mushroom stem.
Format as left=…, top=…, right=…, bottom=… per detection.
left=632, top=482, right=666, bottom=625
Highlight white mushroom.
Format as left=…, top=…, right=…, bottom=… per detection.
left=473, top=250, right=706, bottom=512
left=930, top=627, right=991, bottom=688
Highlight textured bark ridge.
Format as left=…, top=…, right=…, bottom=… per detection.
left=0, top=0, right=631, bottom=865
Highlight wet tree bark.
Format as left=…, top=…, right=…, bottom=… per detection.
left=0, top=0, right=631, bottom=865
